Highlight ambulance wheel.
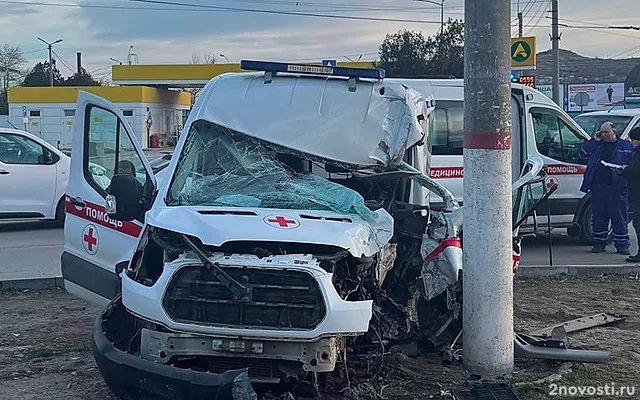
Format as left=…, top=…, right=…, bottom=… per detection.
left=579, top=202, right=593, bottom=245
left=54, top=197, right=66, bottom=228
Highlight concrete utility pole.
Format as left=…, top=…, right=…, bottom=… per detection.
left=462, top=0, right=514, bottom=378
left=37, top=37, right=62, bottom=87
left=76, top=52, right=82, bottom=75
left=551, top=0, right=561, bottom=105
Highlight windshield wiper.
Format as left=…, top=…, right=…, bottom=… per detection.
left=180, top=234, right=250, bottom=301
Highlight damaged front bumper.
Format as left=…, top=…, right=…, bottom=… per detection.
left=93, top=297, right=256, bottom=400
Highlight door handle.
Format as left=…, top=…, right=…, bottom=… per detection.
left=70, top=196, right=86, bottom=207
left=0, top=169, right=9, bottom=175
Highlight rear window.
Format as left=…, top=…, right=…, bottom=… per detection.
left=431, top=100, right=464, bottom=156
left=573, top=114, right=633, bottom=138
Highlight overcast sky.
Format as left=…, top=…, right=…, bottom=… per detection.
left=1, top=0, right=639, bottom=81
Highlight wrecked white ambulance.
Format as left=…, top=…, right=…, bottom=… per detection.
left=61, top=61, right=556, bottom=398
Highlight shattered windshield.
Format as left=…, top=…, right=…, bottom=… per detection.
left=165, top=120, right=377, bottom=221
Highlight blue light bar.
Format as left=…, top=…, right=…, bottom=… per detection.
left=240, top=60, right=385, bottom=80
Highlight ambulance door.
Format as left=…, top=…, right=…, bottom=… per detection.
left=527, top=107, right=588, bottom=226
left=61, top=91, right=156, bottom=306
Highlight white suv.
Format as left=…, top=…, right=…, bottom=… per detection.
left=0, top=128, right=69, bottom=226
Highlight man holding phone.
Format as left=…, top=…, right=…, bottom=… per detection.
left=580, top=121, right=634, bottom=254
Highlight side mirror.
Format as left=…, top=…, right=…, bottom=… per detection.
left=39, top=150, right=56, bottom=165
left=106, top=174, right=144, bottom=221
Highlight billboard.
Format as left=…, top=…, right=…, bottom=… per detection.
left=535, top=84, right=565, bottom=100
left=567, top=83, right=625, bottom=112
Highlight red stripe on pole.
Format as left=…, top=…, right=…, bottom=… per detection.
left=464, top=132, right=511, bottom=150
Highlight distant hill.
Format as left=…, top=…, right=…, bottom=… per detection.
left=533, top=49, right=640, bottom=85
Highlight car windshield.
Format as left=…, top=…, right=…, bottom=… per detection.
left=574, top=115, right=634, bottom=138
left=165, top=120, right=378, bottom=221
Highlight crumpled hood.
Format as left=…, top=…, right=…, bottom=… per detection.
left=191, top=73, right=435, bottom=168
left=146, top=204, right=394, bottom=258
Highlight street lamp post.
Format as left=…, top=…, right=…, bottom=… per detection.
left=37, top=37, right=62, bottom=87
left=219, top=54, right=230, bottom=63
left=414, top=0, right=445, bottom=33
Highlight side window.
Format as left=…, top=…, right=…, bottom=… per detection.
left=532, top=110, right=587, bottom=164
left=431, top=101, right=464, bottom=156
left=0, top=133, right=46, bottom=165
left=85, top=106, right=147, bottom=195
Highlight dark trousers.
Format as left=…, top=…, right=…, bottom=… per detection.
left=591, top=185, right=630, bottom=249
left=631, top=202, right=640, bottom=255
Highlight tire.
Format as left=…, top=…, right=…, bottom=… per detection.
left=579, top=201, right=593, bottom=245
left=53, top=197, right=66, bottom=228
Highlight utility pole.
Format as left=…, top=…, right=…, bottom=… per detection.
left=76, top=52, right=82, bottom=75
left=415, top=0, right=445, bottom=33
left=551, top=0, right=561, bottom=105
left=518, top=12, right=523, bottom=37
left=440, top=0, right=445, bottom=34
left=37, top=37, right=62, bottom=87
left=463, top=0, right=514, bottom=378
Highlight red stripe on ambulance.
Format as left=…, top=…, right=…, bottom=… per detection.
left=430, top=164, right=585, bottom=179
left=543, top=164, right=586, bottom=175
left=430, top=167, right=464, bottom=179
left=65, top=196, right=142, bottom=238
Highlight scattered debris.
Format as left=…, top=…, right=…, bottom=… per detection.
left=528, top=313, right=626, bottom=338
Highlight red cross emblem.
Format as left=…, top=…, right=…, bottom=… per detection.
left=82, top=224, right=99, bottom=255
left=264, top=215, right=299, bottom=229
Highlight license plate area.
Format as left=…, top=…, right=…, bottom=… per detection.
left=213, top=339, right=264, bottom=354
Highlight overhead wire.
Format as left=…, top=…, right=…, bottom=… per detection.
left=524, top=0, right=549, bottom=35
left=118, top=0, right=442, bottom=23
left=51, top=50, right=76, bottom=75
left=611, top=43, right=640, bottom=59
left=0, top=0, right=443, bottom=22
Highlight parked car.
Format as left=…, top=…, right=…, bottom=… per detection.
left=574, top=109, right=640, bottom=140
left=0, top=128, right=69, bottom=226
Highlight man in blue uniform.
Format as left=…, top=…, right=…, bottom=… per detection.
left=580, top=121, right=634, bottom=254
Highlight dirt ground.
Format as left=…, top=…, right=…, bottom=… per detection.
left=0, top=274, right=638, bottom=400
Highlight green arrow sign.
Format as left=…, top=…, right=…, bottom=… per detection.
left=511, top=41, right=531, bottom=63
left=511, top=37, right=536, bottom=68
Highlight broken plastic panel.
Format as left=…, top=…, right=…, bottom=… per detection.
left=166, top=120, right=379, bottom=223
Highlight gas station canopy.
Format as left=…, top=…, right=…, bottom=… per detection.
left=112, top=61, right=377, bottom=88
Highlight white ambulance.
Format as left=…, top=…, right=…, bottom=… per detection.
left=61, top=61, right=557, bottom=398
left=403, top=79, right=593, bottom=243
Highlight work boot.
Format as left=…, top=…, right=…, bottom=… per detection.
left=617, top=248, right=631, bottom=255
left=626, top=253, right=640, bottom=262
left=591, top=245, right=606, bottom=253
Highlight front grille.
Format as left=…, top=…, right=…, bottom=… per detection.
left=170, top=356, right=301, bottom=381
left=163, top=265, right=326, bottom=330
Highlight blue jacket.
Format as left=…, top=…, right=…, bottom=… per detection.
left=579, top=138, right=634, bottom=193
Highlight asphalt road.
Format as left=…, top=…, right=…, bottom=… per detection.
left=0, top=222, right=63, bottom=280
left=1, top=223, right=638, bottom=282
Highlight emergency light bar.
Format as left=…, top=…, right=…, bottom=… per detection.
left=240, top=60, right=385, bottom=80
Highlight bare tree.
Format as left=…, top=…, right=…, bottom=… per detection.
left=189, top=53, right=216, bottom=64
left=0, top=44, right=26, bottom=89
left=203, top=53, right=216, bottom=64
